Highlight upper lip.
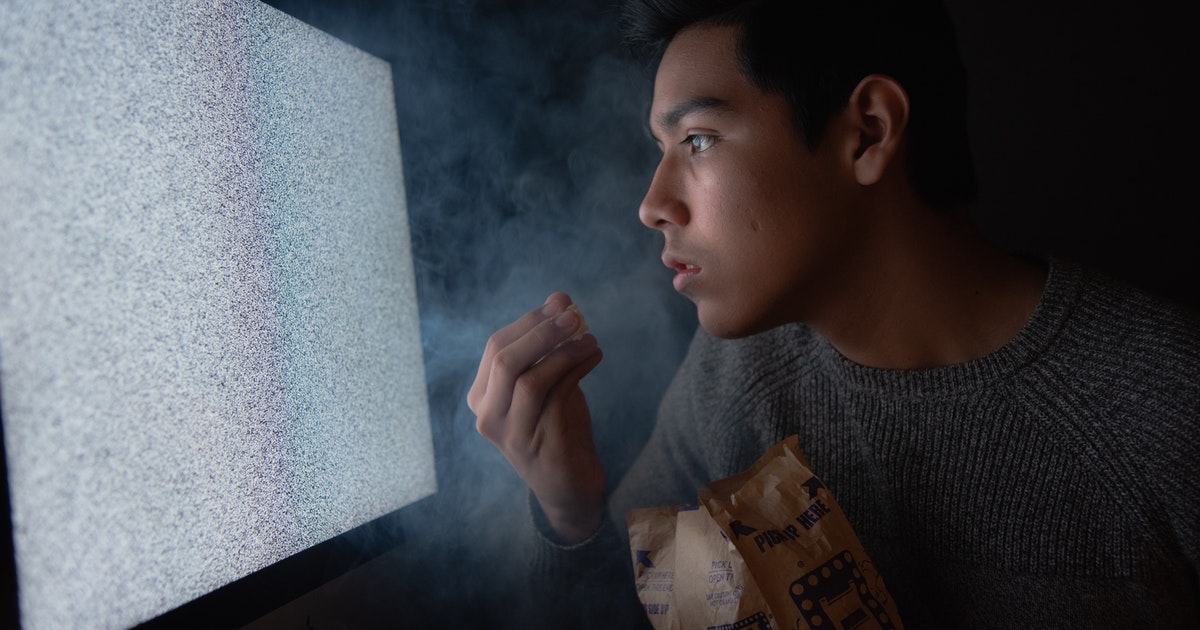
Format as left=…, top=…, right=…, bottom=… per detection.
left=662, top=253, right=699, bottom=272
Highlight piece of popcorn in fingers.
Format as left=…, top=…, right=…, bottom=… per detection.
left=564, top=303, right=589, bottom=342
left=533, top=303, right=590, bottom=367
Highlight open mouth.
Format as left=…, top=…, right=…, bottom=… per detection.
left=668, top=260, right=701, bottom=292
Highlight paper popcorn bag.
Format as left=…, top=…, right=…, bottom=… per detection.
left=629, top=436, right=902, bottom=629
left=700, top=435, right=903, bottom=630
left=627, top=505, right=681, bottom=630
left=627, top=505, right=772, bottom=630
left=674, top=505, right=772, bottom=630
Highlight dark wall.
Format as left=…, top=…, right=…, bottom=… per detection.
left=948, top=0, right=1197, bottom=303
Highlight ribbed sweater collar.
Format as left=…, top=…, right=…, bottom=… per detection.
left=808, top=259, right=1082, bottom=399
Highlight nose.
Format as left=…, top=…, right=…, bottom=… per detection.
left=638, top=157, right=689, bottom=230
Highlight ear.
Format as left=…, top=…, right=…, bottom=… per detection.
left=845, top=74, right=910, bottom=187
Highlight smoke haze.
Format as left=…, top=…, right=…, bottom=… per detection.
left=254, top=0, right=696, bottom=625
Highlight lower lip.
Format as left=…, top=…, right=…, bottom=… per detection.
left=672, top=267, right=700, bottom=292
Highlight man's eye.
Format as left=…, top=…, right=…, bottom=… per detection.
left=684, top=134, right=716, bottom=154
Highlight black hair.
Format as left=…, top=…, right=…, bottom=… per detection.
left=620, top=0, right=977, bottom=211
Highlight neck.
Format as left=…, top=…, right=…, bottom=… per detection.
left=806, top=203, right=1047, bottom=370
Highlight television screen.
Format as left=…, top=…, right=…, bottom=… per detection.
left=0, top=1, right=436, bottom=628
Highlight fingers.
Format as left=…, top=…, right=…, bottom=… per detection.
left=505, top=335, right=601, bottom=440
left=468, top=292, right=573, bottom=412
left=469, top=293, right=600, bottom=451
left=489, top=293, right=574, bottom=361
left=474, top=334, right=599, bottom=447
left=480, top=329, right=598, bottom=443
left=541, top=342, right=604, bottom=426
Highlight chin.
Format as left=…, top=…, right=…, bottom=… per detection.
left=697, top=308, right=770, bottom=340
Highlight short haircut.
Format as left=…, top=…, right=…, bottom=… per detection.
left=621, top=0, right=977, bottom=211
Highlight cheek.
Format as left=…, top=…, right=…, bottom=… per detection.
left=740, top=182, right=804, bottom=240
left=715, top=172, right=777, bottom=233
left=741, top=153, right=811, bottom=222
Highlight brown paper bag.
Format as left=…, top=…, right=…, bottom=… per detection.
left=627, top=505, right=681, bottom=630
left=629, top=436, right=902, bottom=629
left=628, top=505, right=773, bottom=630
left=674, top=505, right=772, bottom=629
left=701, top=435, right=903, bottom=630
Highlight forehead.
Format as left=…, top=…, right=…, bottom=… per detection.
left=650, top=25, right=751, bottom=130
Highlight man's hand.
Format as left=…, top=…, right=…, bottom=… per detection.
left=468, top=292, right=606, bottom=544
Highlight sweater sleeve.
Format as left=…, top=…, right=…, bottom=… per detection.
left=523, top=490, right=652, bottom=628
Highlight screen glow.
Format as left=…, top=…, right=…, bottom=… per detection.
left=0, top=1, right=436, bottom=627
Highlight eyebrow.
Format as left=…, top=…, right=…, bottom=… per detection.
left=651, top=96, right=734, bottom=141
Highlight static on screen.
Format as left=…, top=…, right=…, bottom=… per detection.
left=0, top=0, right=436, bottom=627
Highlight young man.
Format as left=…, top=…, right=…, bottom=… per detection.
left=469, top=0, right=1199, bottom=626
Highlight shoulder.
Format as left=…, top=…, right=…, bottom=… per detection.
left=1020, top=261, right=1199, bottom=425
left=614, top=324, right=821, bottom=512
left=671, top=322, right=818, bottom=407
left=1044, top=262, right=1200, bottom=400
left=650, top=322, right=820, bottom=469
left=1029, top=262, right=1199, bottom=526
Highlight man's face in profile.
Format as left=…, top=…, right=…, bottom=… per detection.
left=639, top=25, right=861, bottom=338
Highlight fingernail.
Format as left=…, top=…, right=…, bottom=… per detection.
left=554, top=311, right=578, bottom=329
left=542, top=301, right=563, bottom=317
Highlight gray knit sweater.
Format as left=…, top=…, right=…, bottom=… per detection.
left=530, top=260, right=1199, bottom=628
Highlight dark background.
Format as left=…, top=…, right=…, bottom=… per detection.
left=5, top=0, right=1197, bottom=627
